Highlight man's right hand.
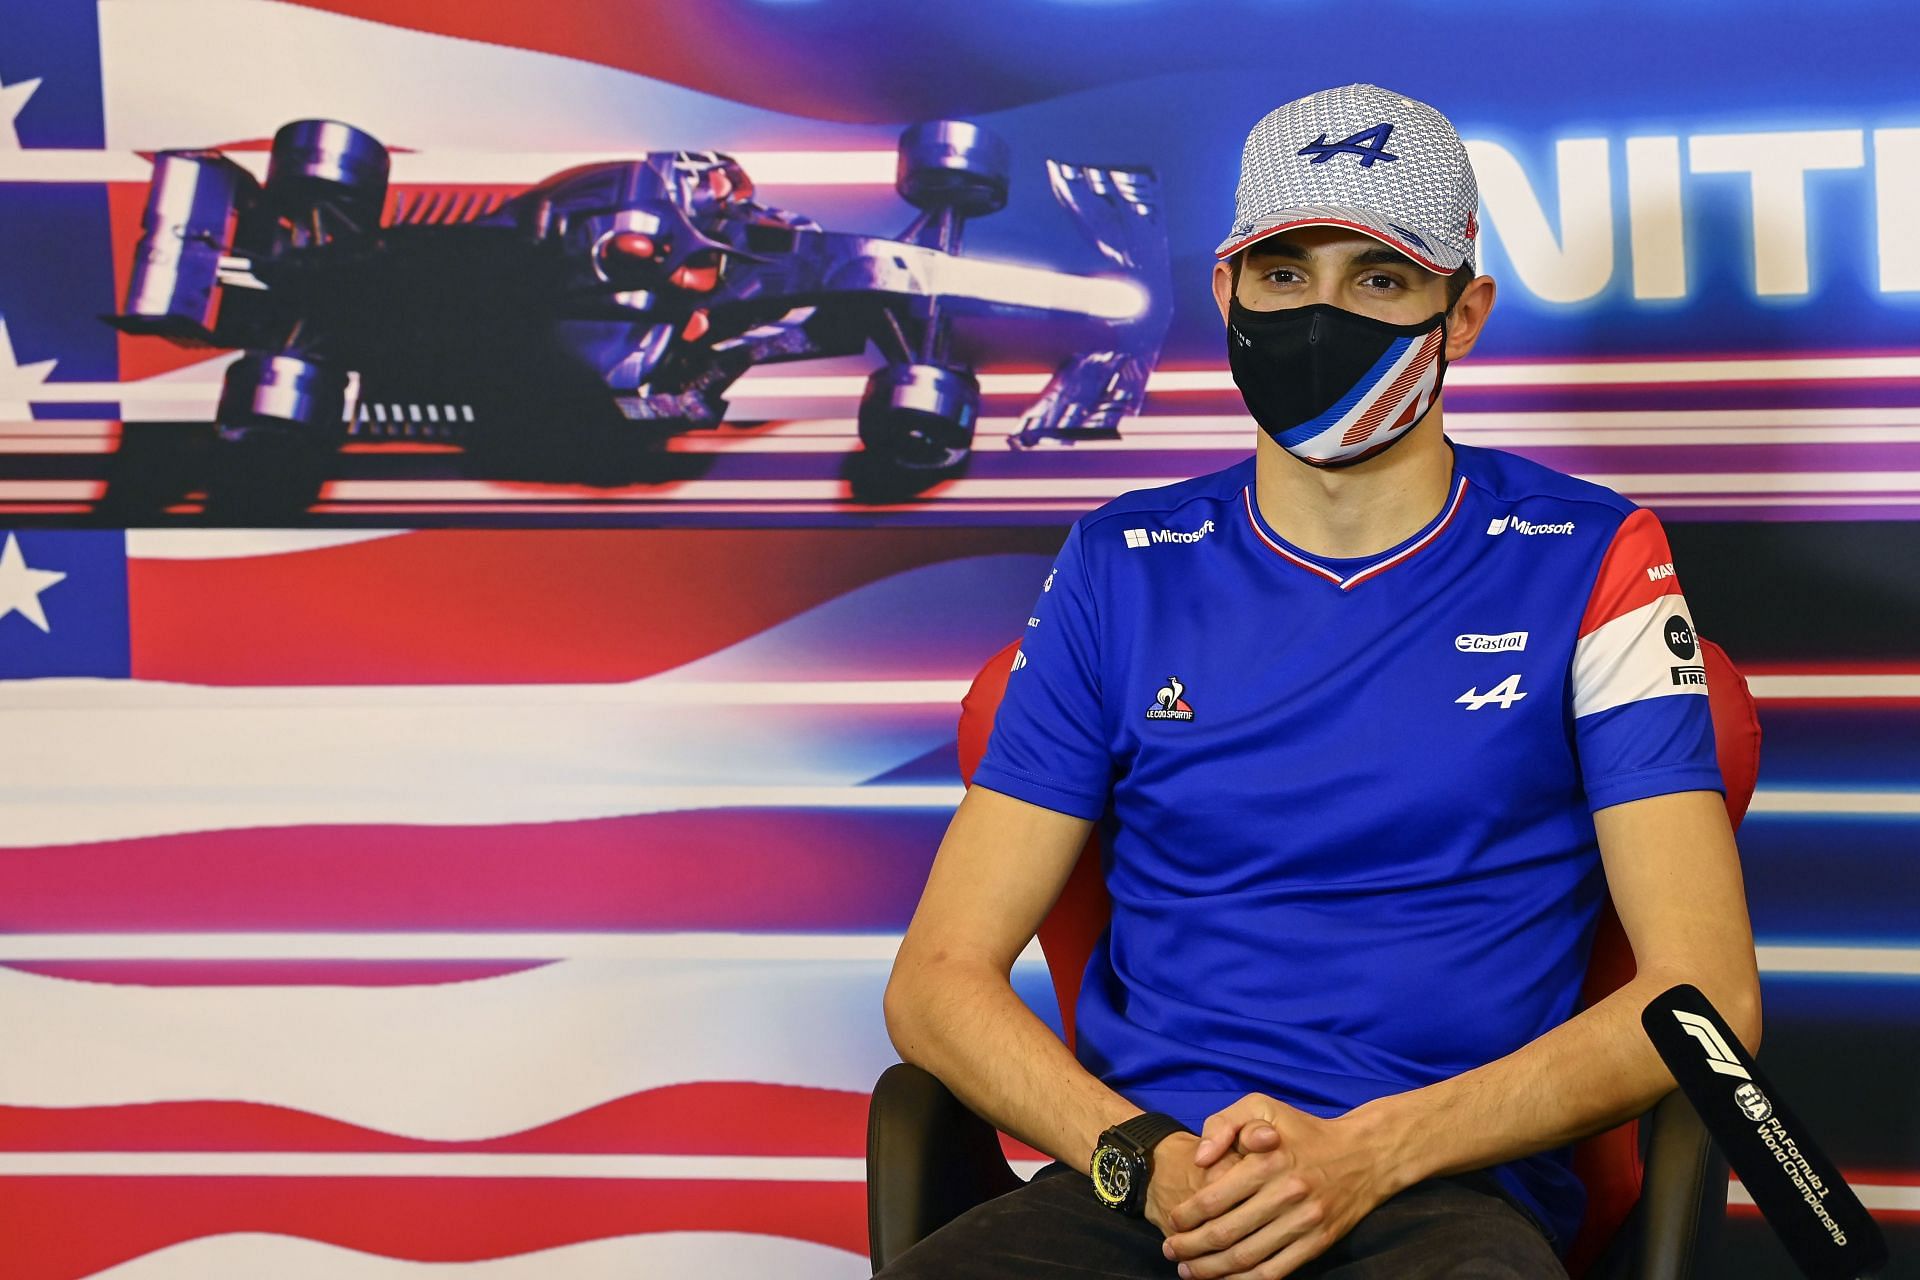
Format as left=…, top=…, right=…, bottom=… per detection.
left=1144, top=1127, right=1279, bottom=1234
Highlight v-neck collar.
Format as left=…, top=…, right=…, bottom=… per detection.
left=1240, top=462, right=1470, bottom=592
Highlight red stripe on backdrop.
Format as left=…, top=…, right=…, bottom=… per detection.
left=1728, top=1166, right=1920, bottom=1219
left=126, top=527, right=1056, bottom=685
left=1739, top=662, right=1920, bottom=707
left=2, top=1177, right=864, bottom=1280
left=0, top=809, right=940, bottom=931
left=0, top=1082, right=868, bottom=1155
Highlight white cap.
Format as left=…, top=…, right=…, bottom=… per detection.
left=1216, top=83, right=1478, bottom=274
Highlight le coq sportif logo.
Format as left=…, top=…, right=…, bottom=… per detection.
left=1145, top=676, right=1195, bottom=721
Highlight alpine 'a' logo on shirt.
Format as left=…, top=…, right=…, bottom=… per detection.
left=1456, top=674, right=1527, bottom=710
left=1145, top=675, right=1195, bottom=721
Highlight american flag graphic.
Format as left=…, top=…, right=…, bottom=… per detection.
left=0, top=524, right=1068, bottom=1279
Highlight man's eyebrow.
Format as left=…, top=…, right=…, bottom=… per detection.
left=1244, top=240, right=1311, bottom=264
left=1352, top=245, right=1422, bottom=271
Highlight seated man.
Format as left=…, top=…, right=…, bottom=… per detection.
left=879, top=83, right=1761, bottom=1279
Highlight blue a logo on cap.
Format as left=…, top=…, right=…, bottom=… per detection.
left=1298, top=122, right=1399, bottom=168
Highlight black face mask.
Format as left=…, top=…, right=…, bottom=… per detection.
left=1226, top=300, right=1450, bottom=468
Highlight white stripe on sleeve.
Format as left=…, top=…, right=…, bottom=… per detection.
left=1572, top=596, right=1708, bottom=719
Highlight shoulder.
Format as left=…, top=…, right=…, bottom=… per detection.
left=1453, top=441, right=1639, bottom=526
left=1452, top=441, right=1657, bottom=560
left=1453, top=444, right=1686, bottom=618
left=1071, top=456, right=1254, bottom=548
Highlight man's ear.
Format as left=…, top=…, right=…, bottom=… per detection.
left=1213, top=259, right=1234, bottom=326
left=1444, top=274, right=1497, bottom=363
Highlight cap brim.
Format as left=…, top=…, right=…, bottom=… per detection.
left=1214, top=209, right=1464, bottom=274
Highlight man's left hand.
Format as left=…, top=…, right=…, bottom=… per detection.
left=1158, top=1092, right=1401, bottom=1280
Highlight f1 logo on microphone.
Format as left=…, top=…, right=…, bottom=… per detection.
left=1672, top=1009, right=1751, bottom=1080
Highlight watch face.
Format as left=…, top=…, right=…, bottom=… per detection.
left=1091, top=1144, right=1137, bottom=1209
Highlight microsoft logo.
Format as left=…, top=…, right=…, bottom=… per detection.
left=1123, top=520, right=1216, bottom=549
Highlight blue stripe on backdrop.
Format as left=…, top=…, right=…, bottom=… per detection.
left=1740, top=819, right=1920, bottom=940
left=1745, top=815, right=1920, bottom=894
left=0, top=0, right=105, bottom=149
left=1760, top=972, right=1920, bottom=1022
left=1753, top=708, right=1920, bottom=787
left=0, top=184, right=119, bottom=387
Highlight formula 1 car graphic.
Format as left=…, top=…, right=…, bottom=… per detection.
left=109, top=118, right=1171, bottom=513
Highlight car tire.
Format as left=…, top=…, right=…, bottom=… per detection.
left=265, top=118, right=391, bottom=228
left=857, top=362, right=979, bottom=472
left=896, top=120, right=1010, bottom=218
left=204, top=352, right=348, bottom=518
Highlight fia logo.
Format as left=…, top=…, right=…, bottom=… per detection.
left=1144, top=675, right=1195, bottom=721
left=1734, top=1082, right=1774, bottom=1123
left=1297, top=122, right=1398, bottom=168
left=1456, top=674, right=1527, bottom=710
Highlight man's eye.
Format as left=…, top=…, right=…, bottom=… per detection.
left=1260, top=269, right=1300, bottom=284
left=1362, top=273, right=1402, bottom=290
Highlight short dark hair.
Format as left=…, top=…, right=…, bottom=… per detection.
left=1228, top=249, right=1475, bottom=310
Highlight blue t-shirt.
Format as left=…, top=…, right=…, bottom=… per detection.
left=972, top=442, right=1723, bottom=1254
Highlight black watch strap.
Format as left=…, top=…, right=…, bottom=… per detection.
left=1111, top=1110, right=1190, bottom=1158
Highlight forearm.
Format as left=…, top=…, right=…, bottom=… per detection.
left=1350, top=966, right=1761, bottom=1192
left=884, top=957, right=1142, bottom=1171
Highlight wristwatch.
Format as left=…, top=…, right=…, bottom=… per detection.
left=1089, top=1111, right=1192, bottom=1215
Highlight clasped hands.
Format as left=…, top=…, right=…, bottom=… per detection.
left=1143, top=1093, right=1399, bottom=1280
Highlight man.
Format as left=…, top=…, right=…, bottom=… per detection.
left=880, top=83, right=1760, bottom=1279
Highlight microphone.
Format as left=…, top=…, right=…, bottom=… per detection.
left=1643, top=984, right=1886, bottom=1279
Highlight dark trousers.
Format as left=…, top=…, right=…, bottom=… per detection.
left=874, top=1163, right=1570, bottom=1279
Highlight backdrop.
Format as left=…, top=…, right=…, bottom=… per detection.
left=0, top=2, right=1915, bottom=1277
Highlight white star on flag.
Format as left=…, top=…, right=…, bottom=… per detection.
left=0, top=316, right=58, bottom=419
left=0, top=74, right=40, bottom=149
left=0, top=532, right=67, bottom=633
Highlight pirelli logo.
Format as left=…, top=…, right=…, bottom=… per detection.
left=1671, top=665, right=1708, bottom=686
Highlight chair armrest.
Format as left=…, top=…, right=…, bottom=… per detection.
left=867, top=1062, right=1025, bottom=1273
left=1587, top=1088, right=1730, bottom=1280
